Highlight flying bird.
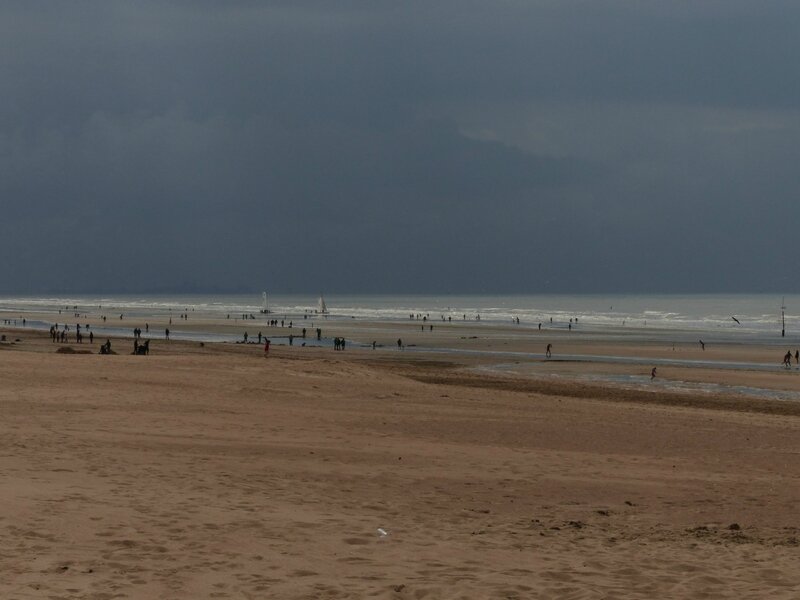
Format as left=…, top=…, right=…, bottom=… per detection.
left=731, top=316, right=741, bottom=325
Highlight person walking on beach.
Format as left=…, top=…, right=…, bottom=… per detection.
left=546, top=343, right=552, bottom=358
left=397, top=338, right=402, bottom=350
left=165, top=328, right=170, bottom=340
left=264, top=338, right=270, bottom=356
left=783, top=351, right=793, bottom=368
left=651, top=367, right=657, bottom=380
left=795, top=350, right=798, bottom=365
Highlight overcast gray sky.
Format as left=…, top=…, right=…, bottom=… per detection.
left=2, top=1, right=799, bottom=294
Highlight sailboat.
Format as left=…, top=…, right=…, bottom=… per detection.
left=260, top=292, right=270, bottom=314
left=317, top=294, right=328, bottom=314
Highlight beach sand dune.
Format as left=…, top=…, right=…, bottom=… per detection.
left=0, top=335, right=798, bottom=598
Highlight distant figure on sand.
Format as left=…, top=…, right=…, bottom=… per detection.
left=165, top=328, right=170, bottom=340
left=546, top=343, right=552, bottom=358
left=264, top=339, right=270, bottom=355
left=783, top=351, right=793, bottom=368
left=651, top=367, right=657, bottom=380
left=699, top=340, right=705, bottom=351
left=795, top=350, right=799, bottom=365
left=397, top=338, right=403, bottom=350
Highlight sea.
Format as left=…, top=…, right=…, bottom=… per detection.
left=0, top=293, right=797, bottom=344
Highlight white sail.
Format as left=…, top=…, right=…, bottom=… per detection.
left=260, top=292, right=270, bottom=314
left=318, top=294, right=328, bottom=314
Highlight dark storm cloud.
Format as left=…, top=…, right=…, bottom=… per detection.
left=1, top=1, right=799, bottom=293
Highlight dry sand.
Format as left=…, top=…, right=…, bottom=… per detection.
left=1, top=328, right=799, bottom=599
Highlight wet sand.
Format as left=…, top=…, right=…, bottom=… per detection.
left=1, top=326, right=799, bottom=598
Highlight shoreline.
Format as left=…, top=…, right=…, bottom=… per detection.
left=5, top=316, right=800, bottom=404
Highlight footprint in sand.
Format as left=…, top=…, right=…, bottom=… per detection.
left=343, top=536, right=371, bottom=545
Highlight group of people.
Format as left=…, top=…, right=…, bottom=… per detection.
left=48, top=322, right=151, bottom=356
left=782, top=350, right=799, bottom=368
left=409, top=313, right=485, bottom=322
left=265, top=319, right=293, bottom=327
left=333, top=337, right=346, bottom=350
left=49, top=324, right=93, bottom=344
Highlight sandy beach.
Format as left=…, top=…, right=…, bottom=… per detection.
left=6, top=0, right=800, bottom=596
left=1, top=322, right=799, bottom=599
